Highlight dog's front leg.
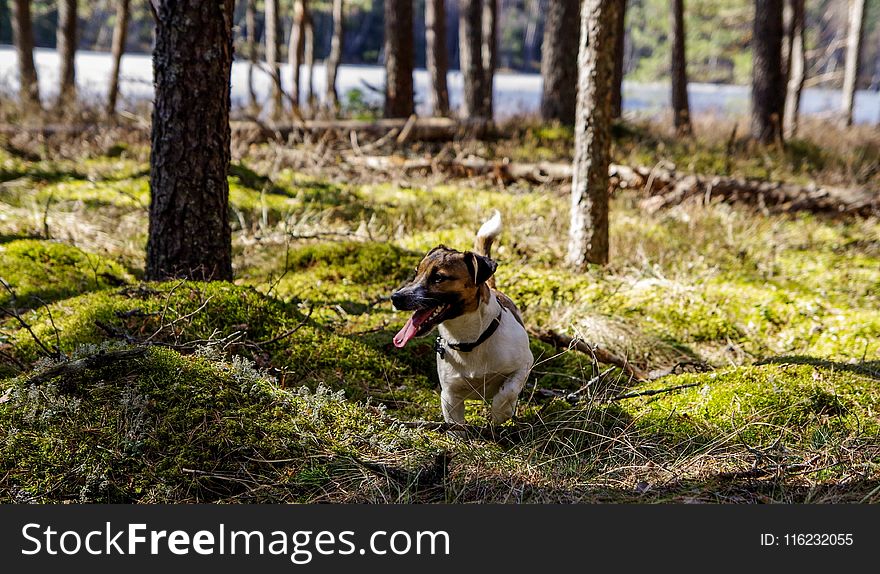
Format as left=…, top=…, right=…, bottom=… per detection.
left=491, top=367, right=530, bottom=424
left=440, top=387, right=466, bottom=424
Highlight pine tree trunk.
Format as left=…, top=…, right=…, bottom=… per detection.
left=840, top=0, right=865, bottom=127
left=670, top=0, right=691, bottom=134
left=426, top=0, right=449, bottom=116
left=289, top=0, right=308, bottom=114
left=540, top=0, right=579, bottom=125
left=567, top=0, right=619, bottom=269
left=325, top=0, right=344, bottom=112
left=610, top=0, right=626, bottom=119
left=751, top=0, right=785, bottom=143
left=265, top=0, right=283, bottom=118
left=783, top=0, right=805, bottom=137
left=56, top=0, right=77, bottom=104
left=106, top=0, right=129, bottom=117
left=480, top=0, right=497, bottom=118
left=305, top=14, right=315, bottom=111
left=11, top=0, right=39, bottom=107
left=246, top=0, right=258, bottom=111
left=147, top=0, right=234, bottom=282
left=459, top=0, right=485, bottom=118
left=383, top=0, right=414, bottom=118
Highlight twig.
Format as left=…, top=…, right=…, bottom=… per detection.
left=26, top=348, right=148, bottom=386
left=254, top=307, right=314, bottom=346
left=529, top=328, right=649, bottom=382
left=0, top=279, right=56, bottom=358
left=607, top=382, right=700, bottom=401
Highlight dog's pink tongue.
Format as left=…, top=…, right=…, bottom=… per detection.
left=393, top=308, right=433, bottom=348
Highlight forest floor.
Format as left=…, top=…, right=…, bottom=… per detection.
left=0, top=110, right=878, bottom=503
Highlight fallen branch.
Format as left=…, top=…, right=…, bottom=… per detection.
left=529, top=328, right=649, bottom=382
left=231, top=117, right=488, bottom=144
left=608, top=382, right=700, bottom=401
left=27, top=348, right=148, bottom=386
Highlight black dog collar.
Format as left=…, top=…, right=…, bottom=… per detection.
left=435, top=310, right=503, bottom=359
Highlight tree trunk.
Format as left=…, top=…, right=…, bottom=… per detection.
left=750, top=0, right=785, bottom=143
left=610, top=0, right=626, bottom=119
left=670, top=0, right=691, bottom=134
left=147, top=0, right=234, bottom=282
left=305, top=14, right=315, bottom=111
left=840, top=0, right=865, bottom=127
left=56, top=0, right=77, bottom=104
left=426, top=0, right=450, bottom=116
left=246, top=0, right=258, bottom=111
left=106, top=0, right=129, bottom=117
left=540, top=0, right=579, bottom=125
left=459, top=0, right=485, bottom=118
left=567, top=0, right=619, bottom=268
left=289, top=0, right=308, bottom=114
left=480, top=0, right=497, bottom=118
left=383, top=0, right=414, bottom=118
left=783, top=0, right=805, bottom=137
left=11, top=0, right=39, bottom=107
left=265, top=0, right=283, bottom=118
left=325, top=0, right=344, bottom=112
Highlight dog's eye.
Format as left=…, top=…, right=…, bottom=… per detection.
left=432, top=274, right=449, bottom=283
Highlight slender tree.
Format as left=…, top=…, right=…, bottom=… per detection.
left=383, top=0, right=414, bottom=117
left=56, top=0, right=78, bottom=103
left=106, top=0, right=130, bottom=117
left=751, top=0, right=785, bottom=143
left=610, top=0, right=626, bottom=119
left=540, top=0, right=579, bottom=125
left=246, top=0, right=258, bottom=110
left=670, top=0, right=691, bottom=134
left=304, top=14, right=315, bottom=110
left=325, top=0, right=344, bottom=112
left=147, top=0, right=234, bottom=281
left=783, top=0, right=805, bottom=137
left=289, top=0, right=309, bottom=114
left=567, top=0, right=620, bottom=268
left=426, top=0, right=450, bottom=116
left=481, top=0, right=497, bottom=118
left=265, top=0, right=283, bottom=118
left=840, top=0, right=865, bottom=126
left=11, top=0, right=39, bottom=107
left=459, top=0, right=485, bottom=118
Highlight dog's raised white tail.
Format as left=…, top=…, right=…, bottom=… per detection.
left=474, top=209, right=502, bottom=258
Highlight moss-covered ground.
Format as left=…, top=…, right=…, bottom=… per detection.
left=0, top=125, right=878, bottom=503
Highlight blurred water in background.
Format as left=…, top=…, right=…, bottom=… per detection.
left=1, top=46, right=878, bottom=125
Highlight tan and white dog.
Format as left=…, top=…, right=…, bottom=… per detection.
left=391, top=211, right=533, bottom=424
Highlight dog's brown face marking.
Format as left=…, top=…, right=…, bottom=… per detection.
left=390, top=245, right=497, bottom=346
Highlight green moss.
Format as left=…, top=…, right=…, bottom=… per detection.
left=0, top=347, right=440, bottom=502
left=631, top=363, right=880, bottom=450
left=0, top=240, right=132, bottom=308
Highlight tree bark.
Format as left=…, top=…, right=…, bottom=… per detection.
left=305, top=14, right=315, bottom=111
left=106, top=0, right=129, bottom=117
left=567, top=0, right=620, bottom=268
left=782, top=0, right=805, bottom=137
left=56, top=0, right=77, bottom=104
left=325, top=0, right=344, bottom=112
left=459, top=0, right=485, bottom=118
left=840, top=0, right=865, bottom=127
left=383, top=0, right=414, bottom=118
left=480, top=0, right=497, bottom=118
left=147, top=0, right=233, bottom=282
left=750, top=0, right=785, bottom=143
left=246, top=0, right=258, bottom=111
left=265, top=0, right=283, bottom=118
left=610, top=0, right=626, bottom=119
left=426, top=0, right=450, bottom=116
left=540, top=0, right=579, bottom=125
left=670, top=0, right=691, bottom=134
left=11, top=0, right=39, bottom=107
left=289, top=0, right=309, bottom=114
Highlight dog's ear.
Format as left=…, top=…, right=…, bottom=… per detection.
left=466, top=252, right=497, bottom=285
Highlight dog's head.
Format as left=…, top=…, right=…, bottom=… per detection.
left=391, top=245, right=497, bottom=348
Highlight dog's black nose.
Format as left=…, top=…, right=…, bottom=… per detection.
left=390, top=291, right=405, bottom=309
